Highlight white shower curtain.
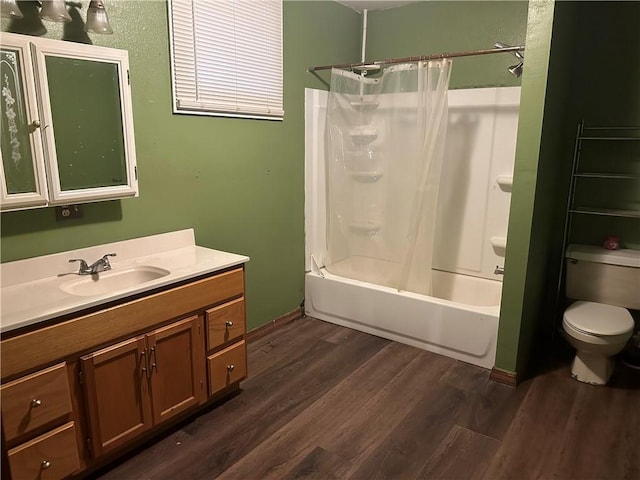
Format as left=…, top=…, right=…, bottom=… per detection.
left=325, top=60, right=451, bottom=295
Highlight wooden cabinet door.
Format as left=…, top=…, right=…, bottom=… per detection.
left=80, top=336, right=152, bottom=457
left=147, top=316, right=206, bottom=425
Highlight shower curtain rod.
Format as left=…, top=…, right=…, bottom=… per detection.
left=308, top=45, right=524, bottom=72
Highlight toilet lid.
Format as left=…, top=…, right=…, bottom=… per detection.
left=564, top=301, right=634, bottom=336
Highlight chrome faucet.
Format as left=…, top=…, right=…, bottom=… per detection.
left=70, top=253, right=117, bottom=275
left=494, top=265, right=504, bottom=275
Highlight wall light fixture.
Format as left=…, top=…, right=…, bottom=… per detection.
left=1, top=0, right=114, bottom=35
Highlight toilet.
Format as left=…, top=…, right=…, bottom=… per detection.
left=563, top=244, right=640, bottom=385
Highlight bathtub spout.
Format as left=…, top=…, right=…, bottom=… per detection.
left=494, top=265, right=504, bottom=275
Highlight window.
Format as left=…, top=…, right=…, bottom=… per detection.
left=168, top=0, right=283, bottom=120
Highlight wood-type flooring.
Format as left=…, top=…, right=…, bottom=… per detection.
left=95, top=317, right=640, bottom=480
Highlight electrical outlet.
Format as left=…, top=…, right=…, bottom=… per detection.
left=56, top=205, right=83, bottom=221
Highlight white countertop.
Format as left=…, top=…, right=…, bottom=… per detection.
left=0, top=229, right=249, bottom=333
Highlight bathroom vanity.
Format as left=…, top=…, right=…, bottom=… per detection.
left=0, top=230, right=249, bottom=479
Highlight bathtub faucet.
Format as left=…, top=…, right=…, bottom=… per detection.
left=70, top=253, right=117, bottom=275
left=494, top=265, right=504, bottom=275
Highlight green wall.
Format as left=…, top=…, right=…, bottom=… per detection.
left=1, top=1, right=361, bottom=331
left=516, top=0, right=578, bottom=368
left=495, top=0, right=555, bottom=375
left=366, top=1, right=528, bottom=89
left=497, top=1, right=640, bottom=376
left=563, top=1, right=640, bottom=250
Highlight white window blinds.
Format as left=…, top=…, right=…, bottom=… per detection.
left=169, top=0, right=283, bottom=120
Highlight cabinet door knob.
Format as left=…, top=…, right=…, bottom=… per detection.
left=30, top=120, right=41, bottom=129
left=225, top=320, right=233, bottom=327
left=227, top=364, right=235, bottom=372
left=41, top=460, right=51, bottom=469
left=31, top=398, right=42, bottom=408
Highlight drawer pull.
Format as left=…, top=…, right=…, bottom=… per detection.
left=227, top=364, right=235, bottom=372
left=31, top=399, right=42, bottom=408
left=225, top=320, right=234, bottom=327
left=41, top=460, right=51, bottom=469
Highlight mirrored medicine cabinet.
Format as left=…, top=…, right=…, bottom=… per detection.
left=0, top=33, right=137, bottom=211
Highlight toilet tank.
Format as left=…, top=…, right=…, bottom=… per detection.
left=566, top=244, right=640, bottom=310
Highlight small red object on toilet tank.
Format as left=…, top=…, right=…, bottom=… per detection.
left=603, top=235, right=620, bottom=250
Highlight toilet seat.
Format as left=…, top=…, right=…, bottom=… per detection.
left=563, top=301, right=634, bottom=337
left=562, top=318, right=632, bottom=348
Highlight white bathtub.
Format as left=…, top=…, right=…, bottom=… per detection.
left=304, top=86, right=519, bottom=370
left=304, top=268, right=500, bottom=369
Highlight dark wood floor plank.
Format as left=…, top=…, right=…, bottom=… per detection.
left=554, top=383, right=640, bottom=479
left=417, top=425, right=500, bottom=480
left=248, top=317, right=337, bottom=377
left=320, top=322, right=363, bottom=344
left=279, top=446, right=352, bottom=480
left=321, top=351, right=456, bottom=478
left=347, top=359, right=528, bottom=480
left=347, top=376, right=467, bottom=479
left=481, top=368, right=583, bottom=480
left=215, top=341, right=429, bottom=479
left=485, top=357, right=640, bottom=480
left=440, top=360, right=532, bottom=441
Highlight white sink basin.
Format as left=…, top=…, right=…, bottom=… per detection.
left=1, top=229, right=250, bottom=333
left=60, top=266, right=170, bottom=297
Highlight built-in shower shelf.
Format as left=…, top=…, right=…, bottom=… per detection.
left=349, top=170, right=384, bottom=182
left=350, top=100, right=379, bottom=113
left=350, top=128, right=378, bottom=145
left=348, top=221, right=382, bottom=235
left=496, top=175, right=513, bottom=188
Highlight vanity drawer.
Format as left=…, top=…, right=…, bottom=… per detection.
left=205, top=298, right=245, bottom=350
left=1, top=363, right=72, bottom=442
left=8, top=421, right=80, bottom=480
left=207, top=340, right=247, bottom=396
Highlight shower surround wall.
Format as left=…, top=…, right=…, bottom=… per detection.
left=325, top=62, right=451, bottom=295
left=305, top=86, right=520, bottom=368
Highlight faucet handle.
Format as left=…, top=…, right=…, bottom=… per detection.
left=100, top=253, right=117, bottom=268
left=69, top=258, right=90, bottom=273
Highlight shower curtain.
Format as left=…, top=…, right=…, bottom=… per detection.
left=325, top=60, right=451, bottom=295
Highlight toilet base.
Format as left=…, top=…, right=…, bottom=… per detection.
left=571, top=351, right=614, bottom=385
